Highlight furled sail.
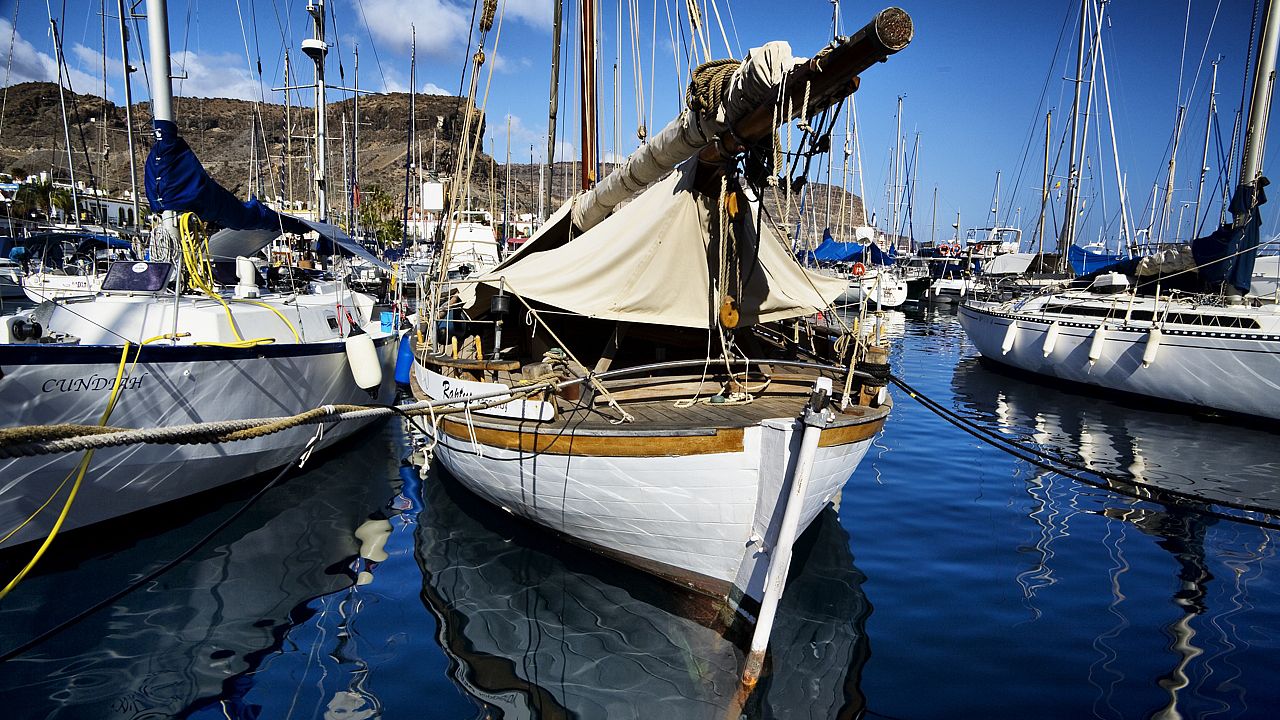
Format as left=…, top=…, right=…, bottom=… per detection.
left=145, top=119, right=304, bottom=233
left=1192, top=181, right=1266, bottom=294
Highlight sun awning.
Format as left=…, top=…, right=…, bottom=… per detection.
left=468, top=161, right=844, bottom=329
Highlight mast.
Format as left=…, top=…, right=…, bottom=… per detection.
left=1236, top=0, right=1280, bottom=208
left=116, top=0, right=141, bottom=233
left=930, top=185, right=937, bottom=246
left=1194, top=59, right=1218, bottom=234
left=544, top=0, right=563, bottom=216
left=1038, top=110, right=1050, bottom=259
left=47, top=14, right=81, bottom=224
left=990, top=170, right=1001, bottom=227
left=1060, top=0, right=1090, bottom=269
left=301, top=0, right=329, bottom=222
left=402, top=29, right=416, bottom=246
left=579, top=0, right=599, bottom=190
left=144, top=0, right=183, bottom=343
left=890, top=94, right=903, bottom=240
left=285, top=54, right=295, bottom=209
left=353, top=45, right=360, bottom=239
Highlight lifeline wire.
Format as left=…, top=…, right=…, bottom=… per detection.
left=889, top=372, right=1280, bottom=531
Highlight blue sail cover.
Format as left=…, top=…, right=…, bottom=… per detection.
left=1068, top=244, right=1128, bottom=275
left=1192, top=181, right=1266, bottom=294
left=145, top=119, right=307, bottom=234
left=810, top=231, right=865, bottom=263
left=868, top=242, right=891, bottom=266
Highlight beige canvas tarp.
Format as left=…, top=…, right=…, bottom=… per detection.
left=468, top=161, right=845, bottom=329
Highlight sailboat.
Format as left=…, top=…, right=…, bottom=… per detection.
left=959, top=0, right=1280, bottom=421
left=410, top=6, right=911, bottom=637
left=0, top=0, right=396, bottom=552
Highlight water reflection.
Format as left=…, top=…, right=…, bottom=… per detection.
left=415, top=463, right=872, bottom=719
left=0, top=425, right=403, bottom=718
left=950, top=354, right=1278, bottom=719
left=949, top=357, right=1280, bottom=515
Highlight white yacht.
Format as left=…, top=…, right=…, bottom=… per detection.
left=960, top=0, right=1280, bottom=423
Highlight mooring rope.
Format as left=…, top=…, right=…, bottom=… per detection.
left=0, top=385, right=557, bottom=459
left=889, top=372, right=1280, bottom=530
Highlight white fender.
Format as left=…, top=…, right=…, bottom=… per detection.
left=1001, top=320, right=1018, bottom=355
left=1142, top=327, right=1162, bottom=368
left=1088, top=324, right=1107, bottom=365
left=345, top=323, right=384, bottom=392
left=1042, top=321, right=1060, bottom=357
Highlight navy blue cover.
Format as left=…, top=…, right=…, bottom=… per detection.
left=145, top=119, right=307, bottom=234
left=1192, top=181, right=1266, bottom=294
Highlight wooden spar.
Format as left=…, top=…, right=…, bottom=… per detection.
left=693, top=8, right=914, bottom=191
left=579, top=0, right=598, bottom=190
left=570, top=7, right=911, bottom=232
left=544, top=0, right=563, bottom=215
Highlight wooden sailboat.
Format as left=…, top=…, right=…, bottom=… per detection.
left=411, top=6, right=912, bottom=636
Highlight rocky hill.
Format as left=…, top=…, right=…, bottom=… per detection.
left=0, top=81, right=866, bottom=242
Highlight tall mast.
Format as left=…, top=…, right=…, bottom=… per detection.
left=144, top=0, right=183, bottom=344
left=352, top=46, right=360, bottom=239
left=1236, top=0, right=1280, bottom=208
left=284, top=54, right=294, bottom=209
left=116, top=0, right=141, bottom=233
left=302, top=0, right=329, bottom=222
left=1194, top=59, right=1219, bottom=234
left=579, top=0, right=599, bottom=190
left=401, top=29, right=415, bottom=247
left=891, top=94, right=903, bottom=240
left=1060, top=0, right=1090, bottom=268
left=1038, top=110, right=1050, bottom=259
left=544, top=0, right=563, bottom=215
left=47, top=13, right=81, bottom=224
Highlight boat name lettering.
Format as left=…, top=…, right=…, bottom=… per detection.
left=41, top=373, right=149, bottom=393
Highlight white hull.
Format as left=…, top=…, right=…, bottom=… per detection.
left=958, top=301, right=1280, bottom=420
left=21, top=272, right=102, bottom=302
left=0, top=267, right=23, bottom=299
left=1, top=301, right=399, bottom=549
left=417, top=364, right=881, bottom=608
left=840, top=270, right=908, bottom=308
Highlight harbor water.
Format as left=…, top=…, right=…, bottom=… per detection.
left=2, top=308, right=1278, bottom=719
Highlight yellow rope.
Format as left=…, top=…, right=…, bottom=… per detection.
left=177, top=212, right=299, bottom=344
left=0, top=342, right=133, bottom=600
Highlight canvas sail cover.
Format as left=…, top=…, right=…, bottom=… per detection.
left=469, top=161, right=845, bottom=329
left=146, top=120, right=301, bottom=233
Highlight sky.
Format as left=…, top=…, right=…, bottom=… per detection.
left=1, top=0, right=1277, bottom=247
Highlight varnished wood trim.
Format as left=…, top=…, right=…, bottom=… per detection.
left=439, top=418, right=746, bottom=456
left=423, top=354, right=522, bottom=371
left=818, top=417, right=885, bottom=447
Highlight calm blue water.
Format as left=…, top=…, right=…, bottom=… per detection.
left=2, top=308, right=1278, bottom=719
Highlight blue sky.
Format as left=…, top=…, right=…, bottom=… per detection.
left=2, top=0, right=1276, bottom=246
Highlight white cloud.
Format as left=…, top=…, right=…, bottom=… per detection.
left=349, top=0, right=551, bottom=58
left=421, top=82, right=450, bottom=95
left=350, top=0, right=471, bottom=57
left=171, top=50, right=263, bottom=101
left=504, top=0, right=554, bottom=29
left=0, top=19, right=107, bottom=96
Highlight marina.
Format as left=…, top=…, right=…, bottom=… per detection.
left=2, top=0, right=1280, bottom=718
left=2, top=310, right=1279, bottom=718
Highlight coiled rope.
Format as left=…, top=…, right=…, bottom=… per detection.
left=686, top=58, right=740, bottom=114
